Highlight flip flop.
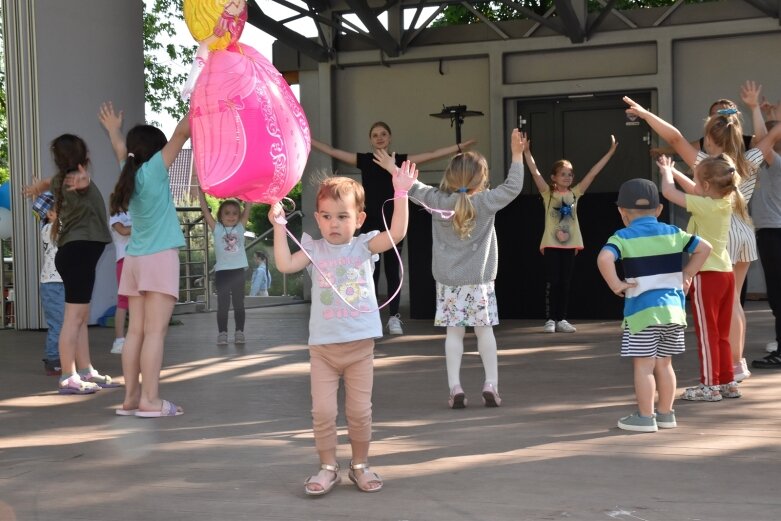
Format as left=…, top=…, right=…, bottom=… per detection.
left=135, top=399, right=184, bottom=418
left=115, top=407, right=138, bottom=416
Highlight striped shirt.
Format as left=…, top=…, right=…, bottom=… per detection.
left=602, top=216, right=700, bottom=334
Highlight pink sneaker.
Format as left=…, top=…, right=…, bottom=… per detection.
left=482, top=383, right=502, bottom=407
left=448, top=385, right=467, bottom=409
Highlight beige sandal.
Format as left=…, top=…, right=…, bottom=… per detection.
left=348, top=461, right=383, bottom=492
left=304, top=462, right=340, bottom=496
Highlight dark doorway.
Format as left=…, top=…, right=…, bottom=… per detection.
left=409, top=91, right=658, bottom=320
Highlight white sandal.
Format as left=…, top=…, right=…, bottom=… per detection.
left=348, top=461, right=383, bottom=493
left=304, top=462, right=340, bottom=496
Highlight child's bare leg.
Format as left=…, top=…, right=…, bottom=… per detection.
left=121, top=296, right=144, bottom=410
left=654, top=357, right=676, bottom=414
left=115, top=306, right=128, bottom=339
left=59, top=303, right=89, bottom=376
left=633, top=357, right=657, bottom=417
left=729, top=261, right=749, bottom=365
left=137, top=292, right=176, bottom=412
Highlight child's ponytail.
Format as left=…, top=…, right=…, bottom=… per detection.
left=440, top=152, right=489, bottom=240
left=698, top=154, right=751, bottom=223
left=49, top=134, right=90, bottom=240
left=704, top=114, right=751, bottom=181
left=111, top=125, right=168, bottom=213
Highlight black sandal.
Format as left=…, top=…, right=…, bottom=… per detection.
left=751, top=352, right=781, bottom=369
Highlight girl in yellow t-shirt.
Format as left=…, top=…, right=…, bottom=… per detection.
left=524, top=135, right=617, bottom=334
left=658, top=154, right=747, bottom=402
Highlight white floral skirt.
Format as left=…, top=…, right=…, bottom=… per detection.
left=434, top=281, right=499, bottom=327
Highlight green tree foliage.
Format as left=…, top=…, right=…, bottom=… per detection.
left=144, top=0, right=195, bottom=124
left=432, top=0, right=717, bottom=27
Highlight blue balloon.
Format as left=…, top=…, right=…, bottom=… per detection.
left=0, top=182, right=9, bottom=210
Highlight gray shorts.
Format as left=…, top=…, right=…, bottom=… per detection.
left=621, top=324, right=685, bottom=358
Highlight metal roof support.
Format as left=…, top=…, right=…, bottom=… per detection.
left=246, top=2, right=331, bottom=62
left=343, top=0, right=400, bottom=56
left=460, top=1, right=510, bottom=39
left=552, top=0, right=586, bottom=43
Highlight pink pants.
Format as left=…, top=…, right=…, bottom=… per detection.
left=309, top=338, right=374, bottom=452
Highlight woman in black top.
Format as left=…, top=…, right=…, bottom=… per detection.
left=312, top=122, right=475, bottom=334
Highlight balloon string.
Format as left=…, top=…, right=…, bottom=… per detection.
left=274, top=195, right=453, bottom=314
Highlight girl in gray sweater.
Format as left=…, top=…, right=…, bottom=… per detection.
left=375, top=129, right=526, bottom=408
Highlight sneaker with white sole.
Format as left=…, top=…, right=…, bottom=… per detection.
left=617, top=412, right=658, bottom=432
left=766, top=340, right=779, bottom=353
left=543, top=320, right=555, bottom=333
left=111, top=337, right=125, bottom=354
left=655, top=410, right=677, bottom=429
left=216, top=332, right=228, bottom=346
left=681, top=383, right=722, bottom=401
left=387, top=314, right=403, bottom=335
left=555, top=320, right=576, bottom=333
left=733, top=358, right=751, bottom=382
left=234, top=331, right=245, bottom=344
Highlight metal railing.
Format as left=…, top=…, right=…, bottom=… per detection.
left=244, top=210, right=303, bottom=297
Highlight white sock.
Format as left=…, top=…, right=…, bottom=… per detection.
left=445, top=326, right=466, bottom=389
left=475, top=326, right=498, bottom=388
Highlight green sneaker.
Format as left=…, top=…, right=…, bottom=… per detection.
left=655, top=409, right=677, bottom=429
left=617, top=412, right=658, bottom=432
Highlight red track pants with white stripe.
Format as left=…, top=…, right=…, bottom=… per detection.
left=690, top=271, right=735, bottom=386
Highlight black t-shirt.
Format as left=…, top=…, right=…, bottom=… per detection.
left=356, top=152, right=408, bottom=231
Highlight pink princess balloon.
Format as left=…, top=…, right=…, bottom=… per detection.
left=186, top=1, right=310, bottom=203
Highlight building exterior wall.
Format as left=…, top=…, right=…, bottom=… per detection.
left=295, top=5, right=781, bottom=305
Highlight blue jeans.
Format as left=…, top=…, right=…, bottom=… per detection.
left=40, top=282, right=65, bottom=360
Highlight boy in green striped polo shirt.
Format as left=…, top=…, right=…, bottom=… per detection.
left=598, top=178, right=712, bottom=432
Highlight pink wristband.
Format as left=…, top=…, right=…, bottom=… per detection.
left=394, top=190, right=408, bottom=198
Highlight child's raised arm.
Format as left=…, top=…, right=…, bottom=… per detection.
left=624, top=96, right=699, bottom=169
left=162, top=114, right=191, bottom=169
left=368, top=160, right=417, bottom=254
left=657, top=155, right=687, bottom=209
left=577, top=135, right=618, bottom=193
left=240, top=200, right=252, bottom=227
left=197, top=186, right=216, bottom=231
left=523, top=134, right=549, bottom=194
left=741, top=80, right=767, bottom=145
left=268, top=203, right=311, bottom=273
left=756, top=121, right=781, bottom=165
left=670, top=163, right=697, bottom=195
left=98, top=102, right=127, bottom=163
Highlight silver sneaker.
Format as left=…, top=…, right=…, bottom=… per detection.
left=555, top=320, right=576, bottom=333
left=216, top=332, right=228, bottom=346
left=234, top=331, right=245, bottom=344
left=543, top=320, right=555, bottom=333
left=387, top=314, right=403, bottom=335
left=766, top=340, right=779, bottom=353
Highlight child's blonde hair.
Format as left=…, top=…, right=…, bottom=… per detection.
left=704, top=114, right=750, bottom=182
left=439, top=151, right=489, bottom=239
left=696, top=154, right=750, bottom=223
left=316, top=176, right=366, bottom=212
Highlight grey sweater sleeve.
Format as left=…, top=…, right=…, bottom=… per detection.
left=478, top=161, right=525, bottom=213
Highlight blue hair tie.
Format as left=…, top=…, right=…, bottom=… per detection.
left=457, top=187, right=468, bottom=193
left=717, top=108, right=738, bottom=116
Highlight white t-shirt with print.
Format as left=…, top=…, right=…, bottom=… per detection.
left=40, top=223, right=62, bottom=284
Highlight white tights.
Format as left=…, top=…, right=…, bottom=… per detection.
left=444, top=325, right=498, bottom=390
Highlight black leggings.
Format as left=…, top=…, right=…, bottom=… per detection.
left=55, top=241, right=106, bottom=304
left=215, top=268, right=246, bottom=332
left=757, top=229, right=781, bottom=343
left=543, top=248, right=576, bottom=322
left=372, top=239, right=403, bottom=316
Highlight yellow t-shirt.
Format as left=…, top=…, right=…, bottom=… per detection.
left=540, top=186, right=584, bottom=251
left=685, top=194, right=732, bottom=272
